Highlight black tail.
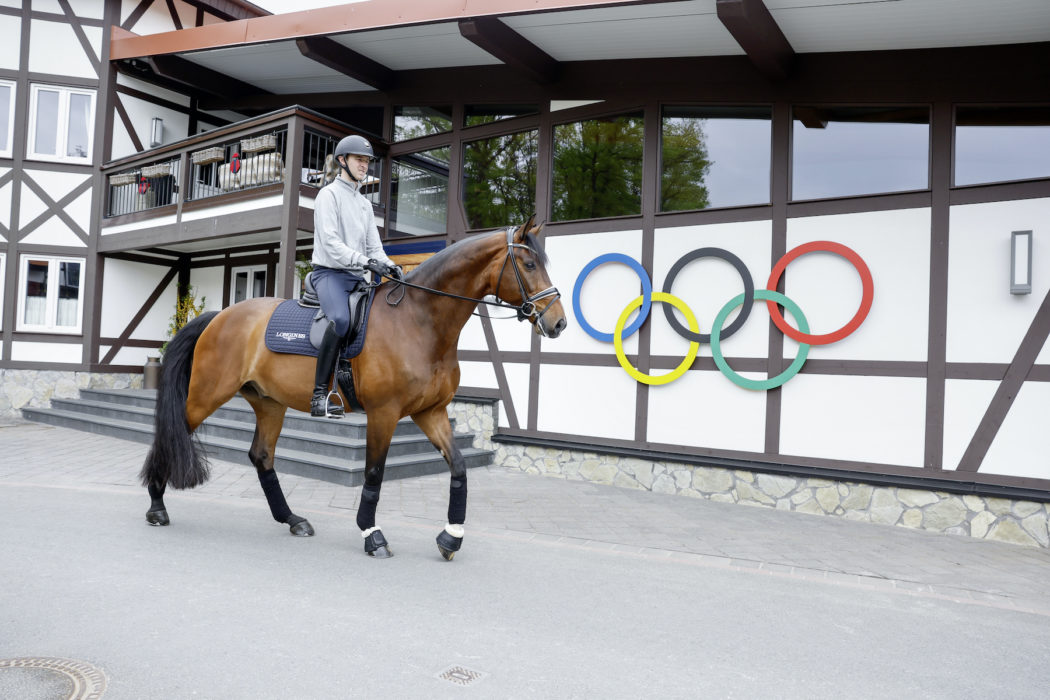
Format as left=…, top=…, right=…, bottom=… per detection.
left=139, top=311, right=219, bottom=490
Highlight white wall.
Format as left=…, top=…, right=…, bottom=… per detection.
left=100, top=260, right=176, bottom=340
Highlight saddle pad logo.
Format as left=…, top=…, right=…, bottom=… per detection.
left=276, top=331, right=306, bottom=341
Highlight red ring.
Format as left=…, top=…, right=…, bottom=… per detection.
left=765, top=241, right=873, bottom=345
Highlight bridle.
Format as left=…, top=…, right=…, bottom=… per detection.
left=384, top=227, right=562, bottom=335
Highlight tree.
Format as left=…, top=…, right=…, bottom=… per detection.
left=661, top=117, right=711, bottom=211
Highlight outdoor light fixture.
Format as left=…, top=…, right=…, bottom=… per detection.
left=1011, top=230, right=1032, bottom=295
left=150, top=117, right=163, bottom=148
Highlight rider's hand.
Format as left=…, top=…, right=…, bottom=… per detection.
left=364, top=259, right=400, bottom=280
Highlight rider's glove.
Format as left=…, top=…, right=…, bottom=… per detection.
left=364, top=258, right=397, bottom=279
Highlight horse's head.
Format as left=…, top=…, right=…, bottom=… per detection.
left=496, top=216, right=567, bottom=339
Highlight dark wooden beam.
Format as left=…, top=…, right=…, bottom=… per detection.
left=459, top=17, right=561, bottom=85
left=295, top=37, right=396, bottom=91
left=181, top=0, right=269, bottom=21
left=716, top=0, right=794, bottom=81
left=146, top=54, right=263, bottom=99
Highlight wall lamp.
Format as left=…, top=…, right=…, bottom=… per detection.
left=1011, top=230, right=1032, bottom=295
left=150, top=117, right=163, bottom=148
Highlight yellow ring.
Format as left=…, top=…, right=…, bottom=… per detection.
left=613, top=292, right=700, bottom=385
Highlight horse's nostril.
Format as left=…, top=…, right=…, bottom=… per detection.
left=556, top=318, right=567, bottom=332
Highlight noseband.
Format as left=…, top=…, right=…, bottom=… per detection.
left=383, top=227, right=561, bottom=334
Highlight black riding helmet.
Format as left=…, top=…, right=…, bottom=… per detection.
left=334, top=135, right=374, bottom=182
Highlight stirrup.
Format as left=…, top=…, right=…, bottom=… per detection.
left=323, top=389, right=345, bottom=419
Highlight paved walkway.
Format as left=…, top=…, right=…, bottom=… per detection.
left=2, top=419, right=1050, bottom=698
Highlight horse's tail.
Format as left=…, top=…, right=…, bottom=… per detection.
left=139, top=311, right=220, bottom=490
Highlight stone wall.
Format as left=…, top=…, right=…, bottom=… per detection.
left=0, top=369, right=142, bottom=419
left=448, top=398, right=1050, bottom=549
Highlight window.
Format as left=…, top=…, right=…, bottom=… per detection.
left=955, top=105, right=1050, bottom=186
left=0, top=253, right=5, bottom=330
left=791, top=106, right=929, bottom=200
left=390, top=147, right=449, bottom=236
left=464, top=103, right=538, bottom=128
left=463, top=130, right=538, bottom=230
left=393, top=106, right=452, bottom=142
left=661, top=106, right=772, bottom=211
left=17, top=255, right=85, bottom=333
left=231, top=265, right=267, bottom=305
left=28, top=84, right=96, bottom=163
left=0, top=79, right=14, bottom=159
left=552, top=112, right=644, bottom=221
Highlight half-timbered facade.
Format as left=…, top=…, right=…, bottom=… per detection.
left=3, top=0, right=1050, bottom=542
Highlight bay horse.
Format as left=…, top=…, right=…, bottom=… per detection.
left=140, top=218, right=566, bottom=560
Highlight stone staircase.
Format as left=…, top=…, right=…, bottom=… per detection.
left=21, top=388, right=492, bottom=486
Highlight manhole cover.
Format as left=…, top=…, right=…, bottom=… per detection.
left=437, top=664, right=487, bottom=686
left=0, top=658, right=107, bottom=700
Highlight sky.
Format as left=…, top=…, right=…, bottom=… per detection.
left=251, top=0, right=360, bottom=14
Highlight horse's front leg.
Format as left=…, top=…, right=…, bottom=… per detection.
left=357, top=411, right=397, bottom=558
left=411, top=405, right=467, bottom=561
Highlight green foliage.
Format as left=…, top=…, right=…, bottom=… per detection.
left=660, top=118, right=712, bottom=212
left=161, top=286, right=206, bottom=355
left=295, top=252, right=313, bottom=282
left=551, top=115, right=645, bottom=221
left=463, top=131, right=538, bottom=229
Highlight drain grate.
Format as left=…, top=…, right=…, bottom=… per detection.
left=0, top=657, right=107, bottom=700
left=437, top=664, right=486, bottom=686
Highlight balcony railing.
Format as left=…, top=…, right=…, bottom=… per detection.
left=102, top=107, right=381, bottom=219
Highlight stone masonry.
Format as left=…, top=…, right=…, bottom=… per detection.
left=1, top=369, right=142, bottom=418
left=448, top=397, right=1050, bottom=549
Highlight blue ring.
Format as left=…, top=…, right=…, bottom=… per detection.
left=572, top=253, right=653, bottom=342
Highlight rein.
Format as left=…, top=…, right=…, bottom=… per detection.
left=384, top=227, right=561, bottom=333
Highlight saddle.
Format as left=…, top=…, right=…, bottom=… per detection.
left=297, top=272, right=372, bottom=353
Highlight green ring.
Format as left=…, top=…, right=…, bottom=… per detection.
left=710, top=290, right=811, bottom=391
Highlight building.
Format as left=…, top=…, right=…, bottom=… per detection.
left=2, top=0, right=1049, bottom=545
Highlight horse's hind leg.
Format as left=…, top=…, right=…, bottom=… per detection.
left=146, top=481, right=169, bottom=526
left=245, top=394, right=315, bottom=537
left=411, top=405, right=468, bottom=561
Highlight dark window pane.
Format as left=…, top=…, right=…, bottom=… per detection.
left=661, top=106, right=771, bottom=211
left=464, top=104, right=538, bottom=127
left=391, top=148, right=449, bottom=236
left=552, top=113, right=644, bottom=221
left=463, top=130, right=538, bottom=230
left=23, top=259, right=48, bottom=326
left=792, top=106, right=929, bottom=200
left=56, top=261, right=80, bottom=327
left=955, top=106, right=1050, bottom=186
left=393, top=106, right=452, bottom=142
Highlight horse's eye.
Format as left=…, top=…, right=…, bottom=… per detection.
left=524, top=262, right=536, bottom=271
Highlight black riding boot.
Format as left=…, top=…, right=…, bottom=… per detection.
left=311, top=322, right=344, bottom=418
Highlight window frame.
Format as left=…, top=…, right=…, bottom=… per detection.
left=0, top=78, right=15, bottom=160
left=27, top=83, right=96, bottom=164
left=16, top=254, right=86, bottom=334
left=952, top=103, right=1050, bottom=188
left=230, top=264, right=268, bottom=306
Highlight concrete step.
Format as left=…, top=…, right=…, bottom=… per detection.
left=22, top=390, right=493, bottom=486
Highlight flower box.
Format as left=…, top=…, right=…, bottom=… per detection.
left=110, top=171, right=139, bottom=186
left=141, top=163, right=171, bottom=178
left=242, top=133, right=277, bottom=153
left=191, top=146, right=225, bottom=165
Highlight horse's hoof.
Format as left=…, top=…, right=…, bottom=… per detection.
left=364, top=530, right=393, bottom=558
left=287, top=516, right=314, bottom=537
left=436, top=530, right=462, bottom=561
left=146, top=509, right=170, bottom=526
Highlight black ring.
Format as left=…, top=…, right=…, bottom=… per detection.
left=661, top=247, right=755, bottom=343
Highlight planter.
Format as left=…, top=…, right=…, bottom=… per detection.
left=141, top=163, right=171, bottom=178
left=242, top=133, right=277, bottom=153
left=110, top=171, right=139, bottom=186
left=191, top=146, right=225, bottom=165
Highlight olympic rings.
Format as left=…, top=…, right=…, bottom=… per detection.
left=572, top=241, right=872, bottom=389
left=710, top=290, right=810, bottom=391
left=661, top=247, right=754, bottom=344
left=572, top=253, right=652, bottom=342
left=613, top=293, right=700, bottom=385
left=765, top=241, right=874, bottom=345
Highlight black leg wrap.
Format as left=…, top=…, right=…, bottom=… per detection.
left=364, top=530, right=392, bottom=558
left=258, top=469, right=293, bottom=523
left=448, top=477, right=468, bottom=525
left=436, top=530, right=463, bottom=561
left=146, top=481, right=169, bottom=526
left=356, top=486, right=381, bottom=531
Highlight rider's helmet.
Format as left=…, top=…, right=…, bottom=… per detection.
left=334, top=134, right=375, bottom=160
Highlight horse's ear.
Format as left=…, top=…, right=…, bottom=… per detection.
left=516, top=214, right=537, bottom=241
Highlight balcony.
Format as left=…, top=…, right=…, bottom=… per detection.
left=99, top=106, right=381, bottom=254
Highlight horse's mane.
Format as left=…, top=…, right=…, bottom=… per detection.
left=406, top=227, right=547, bottom=286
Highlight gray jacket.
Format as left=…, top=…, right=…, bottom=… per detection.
left=311, top=177, right=394, bottom=271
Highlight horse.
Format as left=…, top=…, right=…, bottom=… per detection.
left=139, top=217, right=567, bottom=560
